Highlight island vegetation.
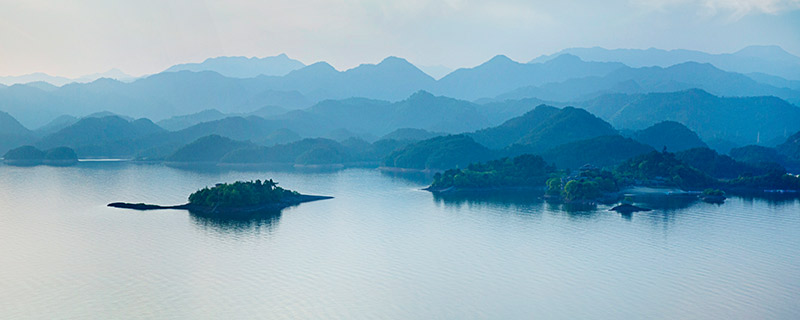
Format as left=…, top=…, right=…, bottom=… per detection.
left=3, top=145, right=78, bottom=166
left=109, top=179, right=332, bottom=214
left=425, top=148, right=800, bottom=206
left=426, top=154, right=553, bottom=191
left=188, top=179, right=298, bottom=208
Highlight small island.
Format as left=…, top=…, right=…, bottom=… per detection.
left=3, top=145, right=78, bottom=166
left=109, top=179, right=332, bottom=214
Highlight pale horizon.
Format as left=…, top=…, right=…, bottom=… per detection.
left=1, top=0, right=799, bottom=78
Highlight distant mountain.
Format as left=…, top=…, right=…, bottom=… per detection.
left=84, top=111, right=134, bottom=121
left=471, top=105, right=617, bottom=153
left=540, top=135, right=654, bottom=170
left=0, top=110, right=32, bottom=136
left=34, top=115, right=79, bottom=136
left=164, top=54, right=306, bottom=78
left=165, top=116, right=276, bottom=144
left=0, top=111, right=35, bottom=154
left=532, top=46, right=800, bottom=81
left=498, top=61, right=800, bottom=104
left=0, top=73, right=73, bottom=86
left=476, top=98, right=561, bottom=125
left=36, top=116, right=166, bottom=157
left=385, top=91, right=489, bottom=134
left=7, top=53, right=799, bottom=129
left=434, top=54, right=626, bottom=100
left=0, top=57, right=437, bottom=128
left=417, top=64, right=453, bottom=80
left=631, top=121, right=707, bottom=152
left=0, top=71, right=313, bottom=128
left=268, top=91, right=492, bottom=138
left=156, top=109, right=228, bottom=131
left=382, top=135, right=495, bottom=170
left=247, top=105, right=289, bottom=119
left=728, top=144, right=799, bottom=173
left=257, top=128, right=302, bottom=146
left=675, top=147, right=771, bottom=179
left=0, top=69, right=136, bottom=87
left=156, top=106, right=291, bottom=132
left=74, top=69, right=137, bottom=83
left=166, top=135, right=254, bottom=163
left=777, top=131, right=800, bottom=161
left=747, top=73, right=800, bottom=91
left=470, top=105, right=562, bottom=149
left=577, top=89, right=800, bottom=146
left=220, top=138, right=358, bottom=165
left=380, top=128, right=444, bottom=141
left=22, top=81, right=59, bottom=92
left=729, top=145, right=789, bottom=166
left=323, top=128, right=377, bottom=143
left=270, top=57, right=436, bottom=101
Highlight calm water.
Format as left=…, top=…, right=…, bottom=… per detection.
left=1, top=163, right=799, bottom=319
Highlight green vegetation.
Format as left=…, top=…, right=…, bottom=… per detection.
left=549, top=168, right=619, bottom=202
left=428, top=154, right=553, bottom=190
left=615, top=151, right=717, bottom=190
left=726, top=171, right=800, bottom=191
left=188, top=179, right=299, bottom=208
left=563, top=180, right=601, bottom=202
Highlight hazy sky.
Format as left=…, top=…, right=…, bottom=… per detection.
left=1, top=0, right=799, bottom=77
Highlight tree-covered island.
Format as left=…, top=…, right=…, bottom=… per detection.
left=426, top=150, right=800, bottom=205
left=109, top=179, right=332, bottom=214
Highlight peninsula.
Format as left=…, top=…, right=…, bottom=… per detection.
left=109, top=179, right=332, bottom=214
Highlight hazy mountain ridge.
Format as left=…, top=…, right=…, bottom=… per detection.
left=576, top=89, right=800, bottom=147
left=4, top=51, right=799, bottom=129
left=164, top=54, right=306, bottom=78
left=532, top=45, right=800, bottom=81
left=0, top=111, right=36, bottom=155
left=631, top=121, right=708, bottom=152
left=497, top=62, right=800, bottom=104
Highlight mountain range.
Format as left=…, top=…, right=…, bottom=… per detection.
left=531, top=45, right=800, bottom=81
left=3, top=49, right=799, bottom=129
left=164, top=54, right=305, bottom=78
left=577, top=89, right=800, bottom=148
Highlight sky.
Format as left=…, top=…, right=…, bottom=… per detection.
left=0, top=0, right=799, bottom=78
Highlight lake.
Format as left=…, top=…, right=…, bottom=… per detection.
left=1, top=162, right=799, bottom=319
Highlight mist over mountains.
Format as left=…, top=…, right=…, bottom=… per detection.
left=2, top=45, right=800, bottom=175
left=2, top=46, right=799, bottom=130
left=532, top=45, right=800, bottom=81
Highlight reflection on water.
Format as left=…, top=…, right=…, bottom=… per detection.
left=188, top=209, right=283, bottom=233
left=1, top=164, right=800, bottom=319
left=432, top=190, right=543, bottom=208
left=378, top=169, right=435, bottom=185
left=631, top=194, right=699, bottom=211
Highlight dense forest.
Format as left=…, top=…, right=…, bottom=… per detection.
left=188, top=179, right=299, bottom=208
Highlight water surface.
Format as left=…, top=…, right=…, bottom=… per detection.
left=0, top=163, right=798, bottom=319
